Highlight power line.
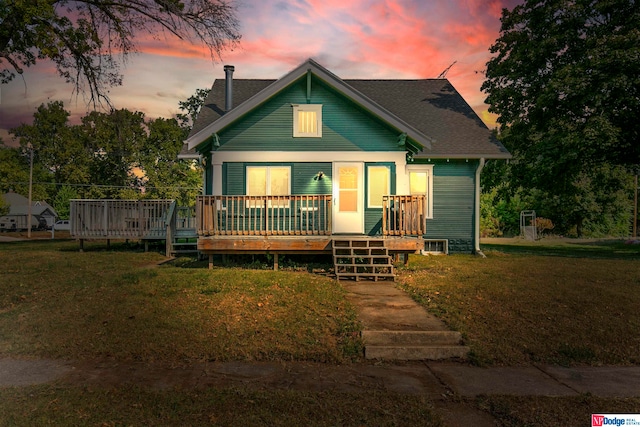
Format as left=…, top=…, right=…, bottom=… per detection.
left=5, top=181, right=202, bottom=191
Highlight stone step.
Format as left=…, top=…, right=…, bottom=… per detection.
left=362, top=330, right=463, bottom=346
left=365, top=345, right=469, bottom=361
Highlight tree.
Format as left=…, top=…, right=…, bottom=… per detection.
left=11, top=101, right=92, bottom=188
left=52, top=184, right=78, bottom=219
left=176, top=88, right=211, bottom=131
left=0, top=0, right=240, bottom=104
left=80, top=108, right=147, bottom=197
left=483, top=0, right=639, bottom=168
left=139, top=117, right=202, bottom=205
left=482, top=0, right=639, bottom=236
left=0, top=194, right=8, bottom=216
left=0, top=144, right=51, bottom=201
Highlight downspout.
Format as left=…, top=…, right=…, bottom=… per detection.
left=475, top=158, right=486, bottom=257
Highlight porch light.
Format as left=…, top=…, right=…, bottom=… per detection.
left=314, top=171, right=324, bottom=181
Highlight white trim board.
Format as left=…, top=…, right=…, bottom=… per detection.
left=211, top=151, right=407, bottom=164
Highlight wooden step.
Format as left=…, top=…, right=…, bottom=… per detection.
left=332, top=238, right=395, bottom=281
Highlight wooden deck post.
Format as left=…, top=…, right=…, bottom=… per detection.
left=273, top=253, right=279, bottom=271
left=208, top=254, right=214, bottom=270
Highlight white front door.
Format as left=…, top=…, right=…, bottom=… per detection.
left=332, top=162, right=364, bottom=234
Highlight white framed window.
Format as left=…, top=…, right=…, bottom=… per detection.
left=293, top=104, right=322, bottom=137
left=367, top=165, right=390, bottom=208
left=407, top=165, right=434, bottom=219
left=246, top=166, right=291, bottom=208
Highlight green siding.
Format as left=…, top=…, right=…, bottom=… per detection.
left=216, top=76, right=404, bottom=152
left=422, top=160, right=477, bottom=253
left=224, top=163, right=244, bottom=195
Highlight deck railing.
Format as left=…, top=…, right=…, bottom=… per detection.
left=382, top=195, right=427, bottom=236
left=70, top=199, right=174, bottom=239
left=196, top=195, right=332, bottom=236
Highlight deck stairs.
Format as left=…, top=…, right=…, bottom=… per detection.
left=170, top=228, right=199, bottom=256
left=332, top=238, right=395, bottom=281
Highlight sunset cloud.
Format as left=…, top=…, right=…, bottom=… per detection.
left=0, top=0, right=521, bottom=142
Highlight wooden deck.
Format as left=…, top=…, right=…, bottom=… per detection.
left=69, top=195, right=427, bottom=265
left=197, top=235, right=423, bottom=254
left=199, top=235, right=424, bottom=271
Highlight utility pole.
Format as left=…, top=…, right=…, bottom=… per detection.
left=27, top=146, right=33, bottom=239
left=634, top=173, right=638, bottom=239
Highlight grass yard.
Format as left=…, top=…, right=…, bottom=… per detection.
left=398, top=239, right=640, bottom=366
left=0, top=240, right=362, bottom=363
left=1, top=237, right=639, bottom=426
left=477, top=395, right=640, bottom=426
left=0, top=385, right=441, bottom=427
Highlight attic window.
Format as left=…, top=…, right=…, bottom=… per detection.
left=293, top=104, right=322, bottom=137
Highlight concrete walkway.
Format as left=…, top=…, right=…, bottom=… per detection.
left=1, top=357, right=639, bottom=397
left=340, top=281, right=452, bottom=332
left=2, top=358, right=638, bottom=427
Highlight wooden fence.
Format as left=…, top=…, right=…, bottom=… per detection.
left=70, top=199, right=174, bottom=239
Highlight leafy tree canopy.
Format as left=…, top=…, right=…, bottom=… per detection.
left=9, top=99, right=202, bottom=202
left=0, top=144, right=51, bottom=201
left=0, top=0, right=240, bottom=104
left=482, top=0, right=639, bottom=236
left=483, top=0, right=639, bottom=169
left=177, top=87, right=210, bottom=131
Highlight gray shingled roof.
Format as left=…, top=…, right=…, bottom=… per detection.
left=186, top=71, right=509, bottom=159
left=2, top=192, right=57, bottom=216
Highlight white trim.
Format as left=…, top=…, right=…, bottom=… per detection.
left=213, top=151, right=407, bottom=165
left=406, top=164, right=434, bottom=219
left=211, top=152, right=223, bottom=196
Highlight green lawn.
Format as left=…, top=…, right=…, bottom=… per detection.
left=0, top=240, right=362, bottom=363
left=398, top=239, right=640, bottom=366
left=1, top=237, right=639, bottom=426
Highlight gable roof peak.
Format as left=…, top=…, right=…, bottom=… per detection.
left=186, top=58, right=435, bottom=151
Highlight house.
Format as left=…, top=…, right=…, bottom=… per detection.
left=0, top=191, right=58, bottom=231
left=70, top=58, right=509, bottom=277
left=184, top=59, right=509, bottom=268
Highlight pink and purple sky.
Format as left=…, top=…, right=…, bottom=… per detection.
left=0, top=0, right=521, bottom=145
